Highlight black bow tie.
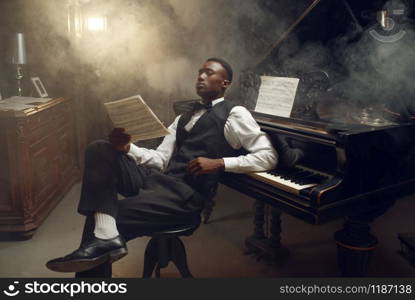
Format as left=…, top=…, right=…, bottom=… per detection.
left=193, top=101, right=212, bottom=112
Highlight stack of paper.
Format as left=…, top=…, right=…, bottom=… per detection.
left=104, top=94, right=169, bottom=142
left=0, top=96, right=53, bottom=111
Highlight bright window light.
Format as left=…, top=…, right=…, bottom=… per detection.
left=86, top=17, right=107, bottom=32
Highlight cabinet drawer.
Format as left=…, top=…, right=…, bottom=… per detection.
left=28, top=135, right=57, bottom=208
left=25, top=109, right=54, bottom=131
left=56, top=124, right=78, bottom=179
left=0, top=97, right=80, bottom=234
left=24, top=103, right=73, bottom=137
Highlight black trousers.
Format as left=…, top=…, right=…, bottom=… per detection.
left=75, top=141, right=203, bottom=277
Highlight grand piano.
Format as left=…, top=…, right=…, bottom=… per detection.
left=221, top=0, right=415, bottom=276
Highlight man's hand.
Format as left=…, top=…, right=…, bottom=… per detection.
left=187, top=157, right=225, bottom=176
left=109, top=128, right=131, bottom=153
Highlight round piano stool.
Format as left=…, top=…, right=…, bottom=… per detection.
left=142, top=222, right=200, bottom=278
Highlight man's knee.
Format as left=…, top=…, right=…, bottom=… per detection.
left=85, top=140, right=114, bottom=158
left=86, top=140, right=111, bottom=153
left=83, top=140, right=120, bottom=169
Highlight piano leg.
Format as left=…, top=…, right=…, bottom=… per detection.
left=245, top=200, right=267, bottom=256
left=245, top=201, right=289, bottom=265
left=334, top=197, right=396, bottom=276
left=269, top=208, right=290, bottom=265
left=334, top=216, right=378, bottom=277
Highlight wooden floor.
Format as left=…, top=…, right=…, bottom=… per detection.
left=1, top=183, right=415, bottom=278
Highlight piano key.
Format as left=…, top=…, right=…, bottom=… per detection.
left=289, top=171, right=313, bottom=181
left=294, top=175, right=316, bottom=185
left=248, top=171, right=319, bottom=196
left=269, top=169, right=297, bottom=178
left=282, top=171, right=306, bottom=180
left=269, top=168, right=306, bottom=179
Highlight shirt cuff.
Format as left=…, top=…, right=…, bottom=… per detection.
left=223, top=157, right=239, bottom=172
left=127, top=143, right=142, bottom=164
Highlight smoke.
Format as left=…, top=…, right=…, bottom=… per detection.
left=7, top=0, right=304, bottom=126
left=334, top=0, right=415, bottom=118
left=11, top=0, right=413, bottom=125
left=245, top=0, right=415, bottom=122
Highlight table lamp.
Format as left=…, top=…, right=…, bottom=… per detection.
left=11, top=33, right=27, bottom=96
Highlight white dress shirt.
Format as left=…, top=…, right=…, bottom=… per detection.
left=128, top=97, right=278, bottom=173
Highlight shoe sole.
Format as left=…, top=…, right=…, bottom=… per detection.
left=46, top=248, right=128, bottom=273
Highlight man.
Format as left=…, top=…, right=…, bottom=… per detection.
left=46, top=57, right=278, bottom=277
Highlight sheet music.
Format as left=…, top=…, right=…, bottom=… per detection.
left=9, top=96, right=52, bottom=103
left=254, top=76, right=299, bottom=117
left=0, top=100, right=34, bottom=111
left=104, top=94, right=170, bottom=142
left=0, top=96, right=54, bottom=111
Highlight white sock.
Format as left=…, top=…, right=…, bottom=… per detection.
left=93, top=213, right=119, bottom=239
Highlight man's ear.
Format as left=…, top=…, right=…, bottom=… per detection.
left=223, top=80, right=231, bottom=88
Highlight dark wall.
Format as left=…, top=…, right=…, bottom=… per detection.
left=0, top=0, right=159, bottom=146
left=0, top=0, right=23, bottom=98
left=0, top=0, right=262, bottom=145
left=1, top=0, right=354, bottom=143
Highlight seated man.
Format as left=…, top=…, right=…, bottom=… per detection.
left=46, top=57, right=278, bottom=277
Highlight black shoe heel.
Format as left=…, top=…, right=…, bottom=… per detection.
left=109, top=248, right=128, bottom=263
left=46, top=235, right=127, bottom=273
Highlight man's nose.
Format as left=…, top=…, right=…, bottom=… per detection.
left=198, top=72, right=206, bottom=81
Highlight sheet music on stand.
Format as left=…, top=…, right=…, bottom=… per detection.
left=104, top=94, right=169, bottom=142
left=254, top=76, right=299, bottom=118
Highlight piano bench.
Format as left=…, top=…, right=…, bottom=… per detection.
left=142, top=222, right=200, bottom=278
left=398, top=232, right=415, bottom=267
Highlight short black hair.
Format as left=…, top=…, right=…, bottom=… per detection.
left=206, top=57, right=233, bottom=82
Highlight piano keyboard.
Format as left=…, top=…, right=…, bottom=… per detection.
left=247, top=166, right=330, bottom=195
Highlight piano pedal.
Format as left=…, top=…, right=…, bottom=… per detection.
left=243, top=245, right=263, bottom=259
left=243, top=249, right=258, bottom=255
left=255, top=253, right=265, bottom=262
left=248, top=246, right=290, bottom=266
left=244, top=249, right=263, bottom=260
left=244, top=239, right=265, bottom=256
left=265, top=260, right=274, bottom=266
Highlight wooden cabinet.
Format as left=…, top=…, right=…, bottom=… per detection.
left=0, top=97, right=80, bottom=238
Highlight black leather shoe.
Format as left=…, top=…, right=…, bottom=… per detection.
left=46, top=235, right=128, bottom=273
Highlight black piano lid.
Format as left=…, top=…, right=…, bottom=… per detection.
left=252, top=109, right=413, bottom=140
left=253, top=0, right=404, bottom=68
left=252, top=110, right=336, bottom=140
left=240, top=0, right=415, bottom=128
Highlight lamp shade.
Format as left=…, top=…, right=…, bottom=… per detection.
left=11, top=33, right=27, bottom=65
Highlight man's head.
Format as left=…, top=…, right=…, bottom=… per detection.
left=195, top=57, right=233, bottom=102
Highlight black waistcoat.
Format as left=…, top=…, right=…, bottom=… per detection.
left=165, top=100, right=239, bottom=198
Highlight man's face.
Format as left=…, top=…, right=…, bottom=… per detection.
left=195, top=61, right=230, bottom=100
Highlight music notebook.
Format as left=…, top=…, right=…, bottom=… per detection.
left=104, top=94, right=169, bottom=142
